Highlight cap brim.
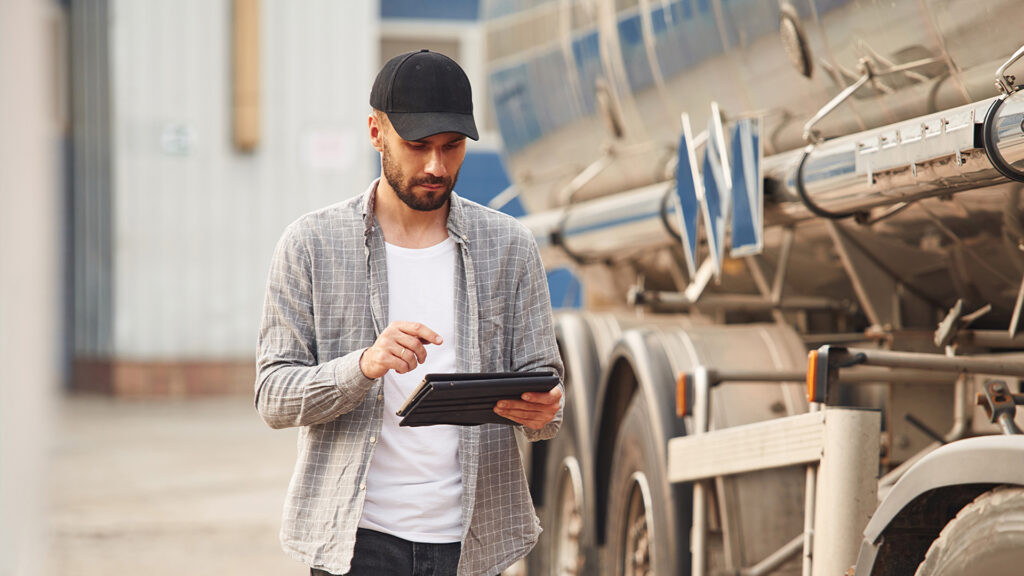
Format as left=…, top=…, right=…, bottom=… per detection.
left=387, top=111, right=479, bottom=141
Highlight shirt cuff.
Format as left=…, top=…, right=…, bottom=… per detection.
left=332, top=348, right=378, bottom=395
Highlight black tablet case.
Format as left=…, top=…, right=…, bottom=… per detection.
left=396, top=371, right=559, bottom=427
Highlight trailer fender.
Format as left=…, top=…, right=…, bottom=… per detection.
left=528, top=313, right=601, bottom=506
left=854, top=435, right=1024, bottom=576
left=555, top=313, right=602, bottom=460
left=593, top=328, right=685, bottom=544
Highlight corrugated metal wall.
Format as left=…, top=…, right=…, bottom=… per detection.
left=71, top=0, right=114, bottom=358
left=73, top=0, right=379, bottom=360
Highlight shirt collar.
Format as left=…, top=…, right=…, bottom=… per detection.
left=446, top=190, right=469, bottom=244
left=360, top=178, right=469, bottom=244
left=359, top=180, right=377, bottom=238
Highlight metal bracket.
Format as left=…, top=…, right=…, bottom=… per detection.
left=976, top=380, right=1024, bottom=435
left=628, top=262, right=716, bottom=308
left=684, top=259, right=716, bottom=303
left=995, top=44, right=1024, bottom=95
left=933, top=299, right=992, bottom=349
left=808, top=346, right=868, bottom=404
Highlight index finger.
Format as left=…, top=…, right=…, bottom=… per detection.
left=393, top=321, right=443, bottom=345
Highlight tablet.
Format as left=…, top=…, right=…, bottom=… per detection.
left=396, top=371, right=560, bottom=427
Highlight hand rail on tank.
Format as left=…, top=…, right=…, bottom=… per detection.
left=995, top=44, right=1024, bottom=95
left=802, top=57, right=945, bottom=145
left=797, top=56, right=964, bottom=221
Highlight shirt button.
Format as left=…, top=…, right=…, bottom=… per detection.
left=369, top=436, right=376, bottom=444
left=360, top=483, right=366, bottom=491
left=377, top=394, right=383, bottom=400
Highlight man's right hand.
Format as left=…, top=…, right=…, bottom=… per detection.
left=359, top=321, right=443, bottom=379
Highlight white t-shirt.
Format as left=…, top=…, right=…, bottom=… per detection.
left=359, top=237, right=462, bottom=543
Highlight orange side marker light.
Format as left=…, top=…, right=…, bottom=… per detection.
left=676, top=372, right=691, bottom=417
left=806, top=349, right=820, bottom=403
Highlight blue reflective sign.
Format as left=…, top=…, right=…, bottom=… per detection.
left=675, top=113, right=702, bottom=278
left=701, top=103, right=731, bottom=278
left=729, top=118, right=763, bottom=256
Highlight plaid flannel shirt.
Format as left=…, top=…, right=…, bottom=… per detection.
left=255, top=180, right=564, bottom=575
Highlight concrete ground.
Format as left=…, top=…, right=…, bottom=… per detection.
left=47, top=394, right=306, bottom=575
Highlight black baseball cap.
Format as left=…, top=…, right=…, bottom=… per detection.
left=370, top=49, right=479, bottom=141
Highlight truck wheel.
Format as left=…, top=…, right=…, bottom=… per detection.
left=538, top=421, right=591, bottom=576
left=914, top=486, right=1024, bottom=576
left=604, top=394, right=680, bottom=576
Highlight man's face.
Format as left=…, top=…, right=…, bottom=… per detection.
left=373, top=115, right=467, bottom=212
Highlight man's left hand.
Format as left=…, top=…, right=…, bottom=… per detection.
left=494, top=385, right=563, bottom=430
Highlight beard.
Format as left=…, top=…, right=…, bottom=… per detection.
left=381, top=139, right=459, bottom=212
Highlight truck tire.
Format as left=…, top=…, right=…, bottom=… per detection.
left=914, top=486, right=1024, bottom=576
left=537, top=421, right=593, bottom=576
left=603, top=393, right=682, bottom=576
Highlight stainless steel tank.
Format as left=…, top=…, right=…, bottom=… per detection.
left=483, top=0, right=1024, bottom=330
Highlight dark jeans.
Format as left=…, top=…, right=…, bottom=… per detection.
left=311, top=528, right=461, bottom=576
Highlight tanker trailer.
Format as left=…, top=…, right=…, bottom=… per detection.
left=483, top=1, right=1024, bottom=575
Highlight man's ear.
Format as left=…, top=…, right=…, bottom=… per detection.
left=368, top=114, right=385, bottom=153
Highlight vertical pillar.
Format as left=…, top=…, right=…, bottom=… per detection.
left=690, top=367, right=711, bottom=576
left=812, top=408, right=880, bottom=576
left=0, top=0, right=61, bottom=572
left=233, top=0, right=260, bottom=151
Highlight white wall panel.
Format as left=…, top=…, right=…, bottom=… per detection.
left=109, top=0, right=379, bottom=358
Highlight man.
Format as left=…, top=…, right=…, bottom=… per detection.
left=255, top=49, right=564, bottom=576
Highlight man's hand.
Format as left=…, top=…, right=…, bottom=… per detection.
left=359, top=321, right=442, bottom=379
left=494, top=385, right=563, bottom=430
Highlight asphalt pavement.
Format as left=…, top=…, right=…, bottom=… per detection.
left=47, top=394, right=306, bottom=575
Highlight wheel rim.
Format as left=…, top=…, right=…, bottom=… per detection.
left=553, top=456, right=585, bottom=576
left=622, top=471, right=655, bottom=576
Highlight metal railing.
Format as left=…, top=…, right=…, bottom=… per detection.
left=669, top=347, right=1024, bottom=576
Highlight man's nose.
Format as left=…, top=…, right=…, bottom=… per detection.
left=425, top=149, right=448, bottom=177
